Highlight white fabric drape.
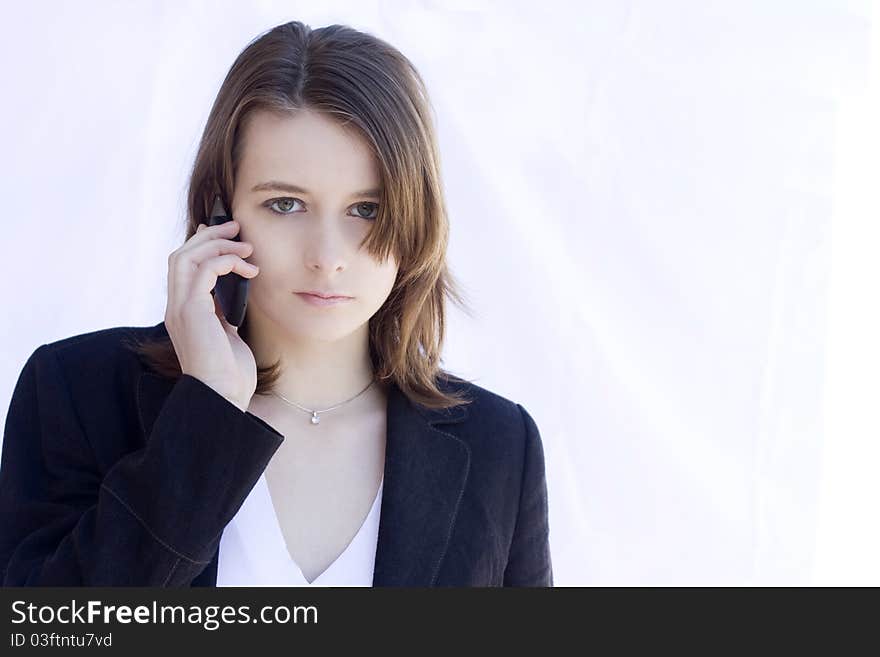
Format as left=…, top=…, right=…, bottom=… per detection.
left=1, top=0, right=877, bottom=585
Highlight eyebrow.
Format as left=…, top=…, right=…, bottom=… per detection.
left=250, top=181, right=383, bottom=199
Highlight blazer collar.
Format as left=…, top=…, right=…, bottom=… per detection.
left=135, top=322, right=470, bottom=587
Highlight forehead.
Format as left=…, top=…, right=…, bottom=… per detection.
left=238, top=109, right=380, bottom=188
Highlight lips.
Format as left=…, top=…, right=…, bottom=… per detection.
left=295, top=292, right=353, bottom=307
left=298, top=290, right=351, bottom=299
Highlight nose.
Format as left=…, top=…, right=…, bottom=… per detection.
left=303, top=222, right=348, bottom=272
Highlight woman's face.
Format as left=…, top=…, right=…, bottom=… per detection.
left=231, top=108, right=399, bottom=343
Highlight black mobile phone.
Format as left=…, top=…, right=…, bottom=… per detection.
left=207, top=194, right=249, bottom=327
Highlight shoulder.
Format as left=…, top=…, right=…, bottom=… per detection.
left=428, top=375, right=549, bottom=548
left=436, top=373, right=540, bottom=435
left=42, top=321, right=164, bottom=367
left=5, top=322, right=166, bottom=457
left=15, top=321, right=165, bottom=400
left=432, top=373, right=544, bottom=466
left=39, top=321, right=164, bottom=362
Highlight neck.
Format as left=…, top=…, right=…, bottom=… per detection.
left=244, top=310, right=377, bottom=410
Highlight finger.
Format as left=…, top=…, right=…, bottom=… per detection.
left=169, top=238, right=253, bottom=314
left=167, top=222, right=240, bottom=312
left=189, top=238, right=254, bottom=262
left=192, top=253, right=259, bottom=301
left=194, top=221, right=234, bottom=235
left=186, top=220, right=239, bottom=248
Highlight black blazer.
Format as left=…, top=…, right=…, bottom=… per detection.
left=0, top=321, right=552, bottom=587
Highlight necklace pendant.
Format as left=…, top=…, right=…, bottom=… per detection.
left=310, top=411, right=320, bottom=425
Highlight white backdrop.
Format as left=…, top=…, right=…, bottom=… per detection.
left=1, top=0, right=878, bottom=586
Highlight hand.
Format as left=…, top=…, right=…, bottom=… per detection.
left=163, top=220, right=260, bottom=411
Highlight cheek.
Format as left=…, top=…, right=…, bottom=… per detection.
left=246, top=239, right=290, bottom=278
left=245, top=256, right=287, bottom=299
left=369, top=266, right=399, bottom=303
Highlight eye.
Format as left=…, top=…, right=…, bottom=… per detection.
left=351, top=202, right=379, bottom=220
left=262, top=197, right=379, bottom=221
left=263, top=197, right=303, bottom=215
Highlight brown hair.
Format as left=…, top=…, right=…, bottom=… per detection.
left=123, top=20, right=476, bottom=410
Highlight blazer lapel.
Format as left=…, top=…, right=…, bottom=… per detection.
left=371, top=379, right=470, bottom=586
left=135, top=342, right=470, bottom=587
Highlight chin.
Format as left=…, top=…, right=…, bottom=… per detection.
left=285, top=318, right=364, bottom=342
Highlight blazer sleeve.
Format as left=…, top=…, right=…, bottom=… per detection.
left=0, top=344, right=284, bottom=586
left=503, top=404, right=554, bottom=587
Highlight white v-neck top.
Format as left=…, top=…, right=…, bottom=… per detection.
left=216, top=472, right=384, bottom=587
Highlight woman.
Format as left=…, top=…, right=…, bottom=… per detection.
left=0, top=21, right=552, bottom=587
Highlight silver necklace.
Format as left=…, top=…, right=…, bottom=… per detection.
left=270, top=377, right=376, bottom=425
